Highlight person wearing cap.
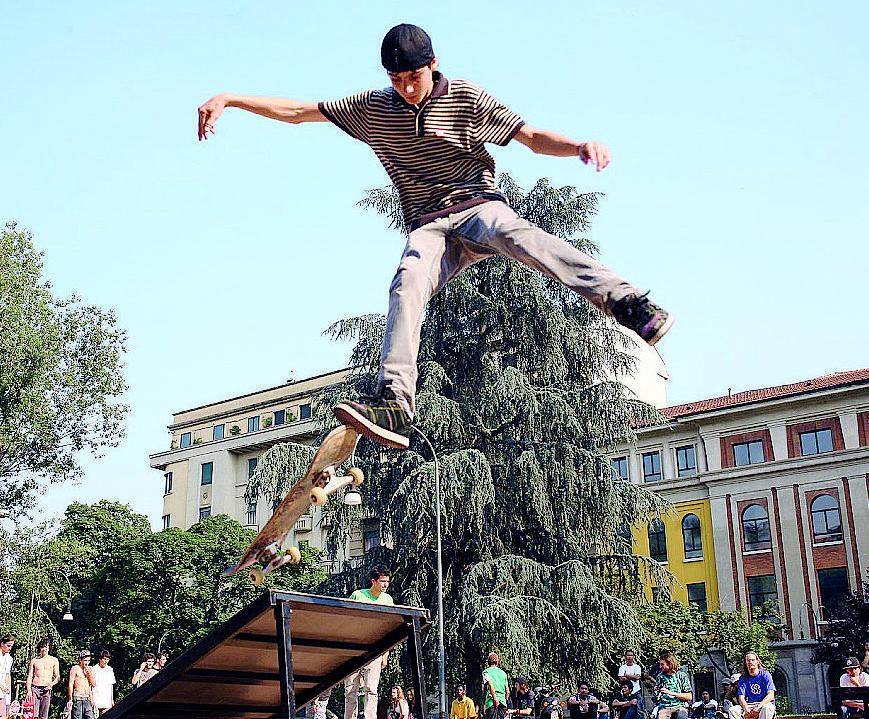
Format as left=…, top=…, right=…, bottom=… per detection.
left=509, top=678, right=535, bottom=717
left=728, top=653, right=774, bottom=719
left=451, top=685, right=478, bottom=719
left=196, top=23, right=674, bottom=451
left=718, top=676, right=738, bottom=715
left=67, top=651, right=95, bottom=719
left=839, top=657, right=869, bottom=718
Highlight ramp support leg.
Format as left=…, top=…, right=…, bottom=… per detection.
left=275, top=600, right=296, bottom=719
left=406, top=617, right=428, bottom=719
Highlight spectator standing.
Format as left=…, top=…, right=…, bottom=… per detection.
left=482, top=653, right=509, bottom=719
left=619, top=652, right=643, bottom=697
left=451, top=685, right=478, bottom=719
left=0, top=636, right=14, bottom=717
left=510, top=678, right=535, bottom=718
left=344, top=566, right=394, bottom=719
left=728, top=652, right=775, bottom=719
left=155, top=653, right=169, bottom=671
left=839, top=657, right=869, bottom=718
left=568, top=683, right=600, bottom=719
left=132, top=654, right=158, bottom=688
left=388, top=687, right=410, bottom=719
left=690, top=692, right=717, bottom=719
left=25, top=638, right=60, bottom=719
left=611, top=683, right=640, bottom=719
left=652, top=651, right=692, bottom=719
left=90, top=651, right=116, bottom=716
left=67, top=651, right=95, bottom=719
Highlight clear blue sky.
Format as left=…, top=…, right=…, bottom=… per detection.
left=3, top=0, right=866, bottom=527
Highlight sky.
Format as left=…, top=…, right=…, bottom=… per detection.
left=2, top=1, right=867, bottom=529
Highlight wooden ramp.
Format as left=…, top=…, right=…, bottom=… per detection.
left=101, top=590, right=430, bottom=719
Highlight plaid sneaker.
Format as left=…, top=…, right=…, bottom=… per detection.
left=333, top=390, right=411, bottom=449
left=611, top=292, right=674, bottom=346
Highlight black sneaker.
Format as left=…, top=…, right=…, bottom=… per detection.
left=611, top=292, right=674, bottom=346
left=333, top=391, right=411, bottom=449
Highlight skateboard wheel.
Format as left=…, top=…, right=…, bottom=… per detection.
left=348, top=467, right=364, bottom=487
left=286, top=546, right=302, bottom=564
left=248, top=567, right=265, bottom=586
left=310, top=487, right=328, bottom=506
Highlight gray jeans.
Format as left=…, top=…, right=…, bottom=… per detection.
left=379, top=200, right=639, bottom=415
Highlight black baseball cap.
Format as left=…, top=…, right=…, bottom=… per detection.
left=381, top=24, right=435, bottom=72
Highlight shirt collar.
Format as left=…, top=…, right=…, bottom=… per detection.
left=391, top=71, right=450, bottom=109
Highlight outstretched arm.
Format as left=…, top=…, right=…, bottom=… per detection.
left=197, top=93, right=328, bottom=140
left=513, top=124, right=611, bottom=171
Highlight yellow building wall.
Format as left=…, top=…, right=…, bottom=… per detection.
left=162, top=460, right=189, bottom=528
left=633, top=499, right=720, bottom=611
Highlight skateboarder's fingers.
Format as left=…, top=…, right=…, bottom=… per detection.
left=597, top=145, right=611, bottom=170
left=198, top=110, right=207, bottom=141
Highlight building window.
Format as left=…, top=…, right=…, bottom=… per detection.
left=162, top=514, right=170, bottom=530
left=199, top=506, right=211, bottom=521
left=642, top=451, right=662, bottom=482
left=163, top=472, right=173, bottom=495
left=300, top=403, right=312, bottom=421
left=810, top=494, right=843, bottom=543
left=201, top=462, right=213, bottom=485
left=180, top=432, right=191, bottom=448
left=213, top=424, right=225, bottom=441
left=687, top=582, right=708, bottom=613
left=682, top=513, right=703, bottom=559
left=747, top=574, right=778, bottom=618
left=248, top=416, right=260, bottom=432
left=363, top=526, right=381, bottom=553
left=248, top=457, right=258, bottom=479
left=800, top=428, right=834, bottom=456
left=741, top=504, right=772, bottom=551
left=676, top=445, right=697, bottom=477
left=733, top=440, right=765, bottom=466
left=246, top=501, right=257, bottom=526
left=648, top=519, right=668, bottom=563
left=612, top=456, right=629, bottom=480
left=817, top=567, right=849, bottom=618
left=274, top=409, right=286, bottom=426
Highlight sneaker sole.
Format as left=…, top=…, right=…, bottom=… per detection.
left=333, top=403, right=410, bottom=450
left=646, top=313, right=675, bottom=346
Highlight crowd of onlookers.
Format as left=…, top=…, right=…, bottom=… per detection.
left=0, top=634, right=170, bottom=719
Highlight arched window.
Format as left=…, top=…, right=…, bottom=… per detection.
left=648, top=520, right=668, bottom=563
left=682, top=514, right=703, bottom=559
left=811, top=494, right=843, bottom=543
left=741, top=504, right=772, bottom=551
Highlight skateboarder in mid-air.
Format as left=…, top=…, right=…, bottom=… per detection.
left=198, top=24, right=674, bottom=450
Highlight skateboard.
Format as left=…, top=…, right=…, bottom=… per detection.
left=225, top=424, right=364, bottom=586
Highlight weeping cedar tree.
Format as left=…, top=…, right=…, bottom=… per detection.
left=248, top=174, right=668, bottom=692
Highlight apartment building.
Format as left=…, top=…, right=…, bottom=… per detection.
left=619, top=368, right=869, bottom=710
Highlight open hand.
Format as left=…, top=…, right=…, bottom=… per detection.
left=578, top=141, right=611, bottom=171
left=198, top=94, right=227, bottom=141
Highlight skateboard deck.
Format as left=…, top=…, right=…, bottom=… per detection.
left=225, top=424, right=363, bottom=585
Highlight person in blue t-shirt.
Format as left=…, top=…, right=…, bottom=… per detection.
left=727, top=652, right=775, bottom=719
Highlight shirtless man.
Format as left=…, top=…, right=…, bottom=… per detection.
left=67, top=651, right=95, bottom=719
left=26, top=639, right=60, bottom=719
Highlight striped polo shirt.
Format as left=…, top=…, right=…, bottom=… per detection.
left=319, top=72, right=524, bottom=230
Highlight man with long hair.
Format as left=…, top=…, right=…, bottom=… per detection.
left=25, top=638, right=60, bottom=719
left=727, top=652, right=775, bottom=719
left=652, top=651, right=692, bottom=719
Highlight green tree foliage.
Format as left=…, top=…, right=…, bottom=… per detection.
left=639, top=599, right=777, bottom=675
left=254, top=175, right=668, bottom=692
left=811, top=580, right=869, bottom=670
left=0, top=222, right=128, bottom=519
left=0, top=501, right=325, bottom=703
